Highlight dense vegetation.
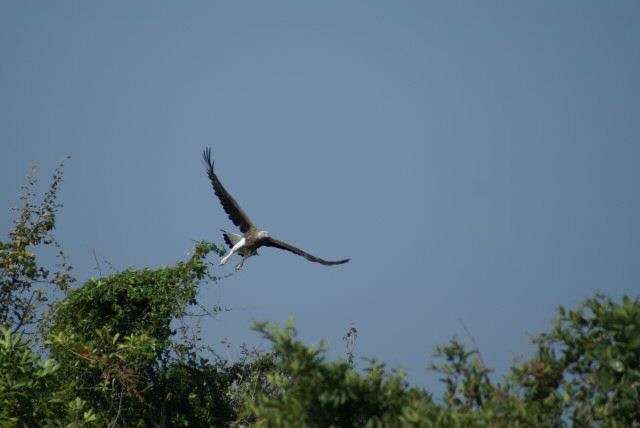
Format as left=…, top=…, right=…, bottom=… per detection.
left=1, top=160, right=638, bottom=427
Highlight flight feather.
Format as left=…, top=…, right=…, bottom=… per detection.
left=263, top=237, right=350, bottom=266
left=202, top=148, right=253, bottom=233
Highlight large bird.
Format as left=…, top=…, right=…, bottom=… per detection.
left=203, top=148, right=350, bottom=271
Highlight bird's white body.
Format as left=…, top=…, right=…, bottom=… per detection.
left=219, top=229, right=268, bottom=271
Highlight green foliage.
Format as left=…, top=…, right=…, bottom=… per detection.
left=0, top=327, right=60, bottom=426
left=153, top=358, right=237, bottom=426
left=243, top=319, right=441, bottom=427
left=0, top=158, right=74, bottom=334
left=47, top=241, right=216, bottom=345
left=424, top=294, right=640, bottom=428
left=342, top=324, right=358, bottom=368
left=514, top=294, right=640, bottom=427
left=0, top=328, right=101, bottom=428
left=428, top=338, right=538, bottom=427
left=242, top=295, right=640, bottom=428
left=45, top=241, right=235, bottom=427
left=150, top=352, right=275, bottom=428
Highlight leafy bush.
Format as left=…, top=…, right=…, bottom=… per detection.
left=0, top=158, right=74, bottom=334
left=0, top=328, right=100, bottom=428
left=513, top=294, right=640, bottom=427
left=45, top=242, right=236, bottom=427
left=243, top=319, right=442, bottom=427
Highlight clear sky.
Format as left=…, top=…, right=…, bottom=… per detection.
left=1, top=2, right=639, bottom=388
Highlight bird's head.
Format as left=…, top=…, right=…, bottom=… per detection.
left=257, top=230, right=270, bottom=239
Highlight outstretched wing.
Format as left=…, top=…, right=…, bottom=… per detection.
left=203, top=148, right=253, bottom=233
left=263, top=237, right=350, bottom=266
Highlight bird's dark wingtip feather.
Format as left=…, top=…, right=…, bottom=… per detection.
left=202, top=147, right=214, bottom=170
left=326, top=258, right=350, bottom=265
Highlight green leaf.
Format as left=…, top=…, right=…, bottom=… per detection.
left=609, top=359, right=624, bottom=373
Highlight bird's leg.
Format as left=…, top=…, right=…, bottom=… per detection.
left=234, top=253, right=255, bottom=271
left=220, top=237, right=246, bottom=265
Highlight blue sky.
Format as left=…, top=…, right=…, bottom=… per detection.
left=1, top=2, right=639, bottom=388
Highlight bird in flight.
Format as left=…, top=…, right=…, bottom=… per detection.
left=202, top=148, right=350, bottom=271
